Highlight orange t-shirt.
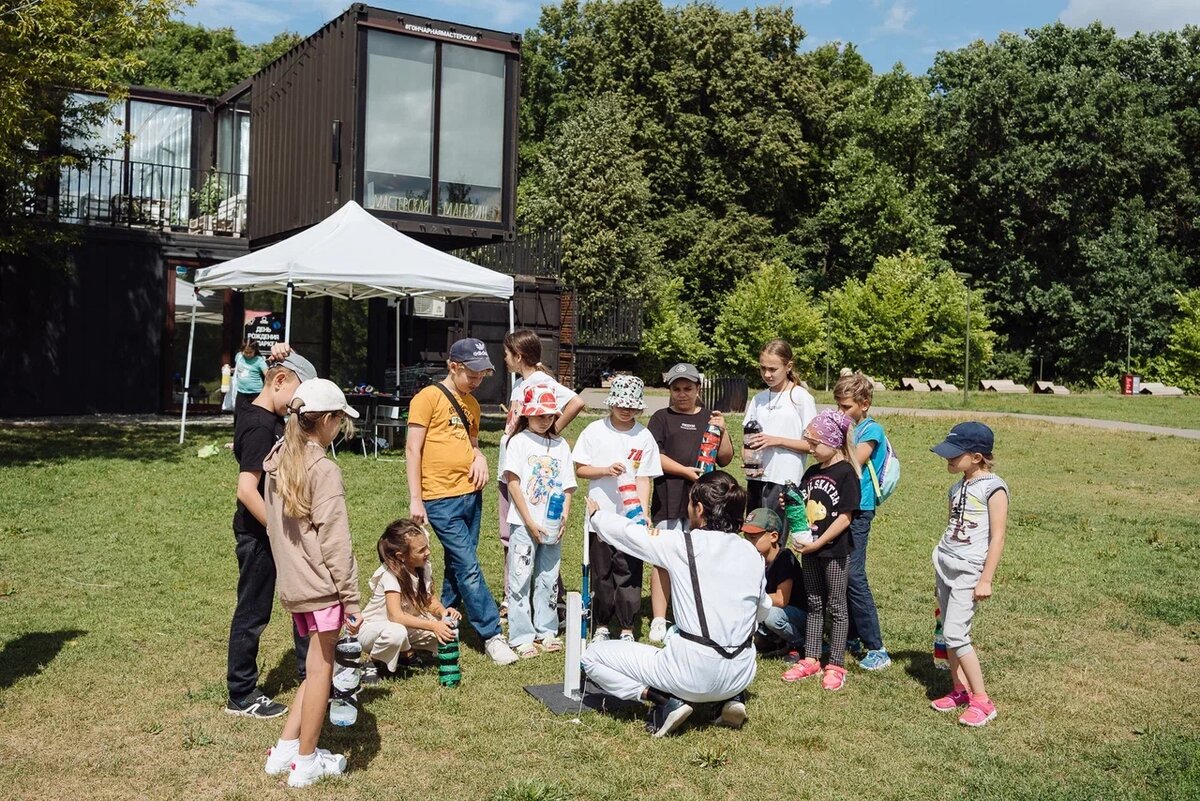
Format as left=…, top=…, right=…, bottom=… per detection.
left=408, top=384, right=481, bottom=500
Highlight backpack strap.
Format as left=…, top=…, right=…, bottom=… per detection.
left=434, top=383, right=474, bottom=434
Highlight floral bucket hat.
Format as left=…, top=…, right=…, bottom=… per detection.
left=604, top=374, right=646, bottom=410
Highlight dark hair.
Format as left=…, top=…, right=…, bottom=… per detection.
left=377, top=519, right=432, bottom=613
left=504, top=329, right=549, bottom=372
left=688, top=471, right=747, bottom=533
left=510, top=412, right=561, bottom=439
left=241, top=339, right=259, bottom=359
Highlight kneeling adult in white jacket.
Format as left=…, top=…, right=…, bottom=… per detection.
left=583, top=471, right=770, bottom=737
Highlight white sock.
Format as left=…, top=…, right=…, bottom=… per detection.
left=275, top=738, right=299, bottom=753
left=294, top=752, right=316, bottom=768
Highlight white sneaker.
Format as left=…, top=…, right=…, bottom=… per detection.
left=592, top=626, right=610, bottom=643
left=648, top=617, right=668, bottom=643
left=485, top=635, right=519, bottom=665
left=287, top=750, right=347, bottom=787
left=714, top=698, right=748, bottom=729
left=267, top=745, right=343, bottom=776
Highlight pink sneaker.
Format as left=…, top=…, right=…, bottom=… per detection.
left=821, top=664, right=847, bottom=691
left=930, top=688, right=970, bottom=712
left=781, top=658, right=821, bottom=682
left=958, top=696, right=997, bottom=727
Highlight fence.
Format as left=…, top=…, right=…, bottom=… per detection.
left=701, top=376, right=750, bottom=413
left=452, top=228, right=561, bottom=279
left=577, top=297, right=643, bottom=348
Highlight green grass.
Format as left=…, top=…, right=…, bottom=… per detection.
left=808, top=390, right=1200, bottom=431
left=1, top=414, right=1198, bottom=800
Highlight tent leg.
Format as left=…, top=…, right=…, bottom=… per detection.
left=178, top=295, right=198, bottom=445
left=508, top=298, right=516, bottom=390
left=284, top=281, right=294, bottom=343
left=395, top=297, right=402, bottom=392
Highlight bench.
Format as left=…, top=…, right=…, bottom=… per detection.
left=1033, top=381, right=1070, bottom=395
left=901, top=377, right=930, bottom=392
left=928, top=379, right=959, bottom=392
left=1137, top=382, right=1185, bottom=396
left=979, top=380, right=1028, bottom=393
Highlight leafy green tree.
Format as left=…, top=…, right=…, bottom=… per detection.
left=1166, top=289, right=1200, bottom=393
left=639, top=272, right=709, bottom=374
left=709, top=260, right=824, bottom=379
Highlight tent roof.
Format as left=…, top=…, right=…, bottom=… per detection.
left=175, top=279, right=223, bottom=325
left=194, top=201, right=514, bottom=301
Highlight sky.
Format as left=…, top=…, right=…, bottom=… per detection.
left=182, top=0, right=1200, bottom=75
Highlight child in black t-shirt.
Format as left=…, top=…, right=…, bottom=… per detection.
left=781, top=410, right=861, bottom=691
left=741, top=507, right=806, bottom=657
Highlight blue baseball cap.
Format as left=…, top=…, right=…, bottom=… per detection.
left=931, top=421, right=994, bottom=458
left=448, top=338, right=494, bottom=372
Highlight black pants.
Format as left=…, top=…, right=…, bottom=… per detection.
left=747, top=479, right=786, bottom=516
left=227, top=530, right=309, bottom=702
left=590, top=533, right=643, bottom=631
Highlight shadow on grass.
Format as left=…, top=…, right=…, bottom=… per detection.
left=324, top=686, right=382, bottom=770
left=0, top=425, right=225, bottom=466
left=0, top=630, right=87, bottom=689
left=895, top=649, right=952, bottom=700
left=260, top=647, right=305, bottom=700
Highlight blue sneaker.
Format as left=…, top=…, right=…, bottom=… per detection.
left=859, top=648, right=892, bottom=671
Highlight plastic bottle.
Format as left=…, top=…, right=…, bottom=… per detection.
left=220, top=363, right=231, bottom=394
left=542, top=487, right=565, bottom=544
left=437, top=616, right=461, bottom=688
left=616, top=473, right=646, bottom=525
left=933, top=606, right=949, bottom=670
left=694, top=418, right=723, bottom=474
left=742, top=419, right=763, bottom=475
left=328, top=635, right=362, bottom=726
left=783, top=481, right=812, bottom=545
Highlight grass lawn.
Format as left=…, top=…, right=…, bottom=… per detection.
left=808, top=390, right=1200, bottom=431
left=0, top=414, right=1197, bottom=800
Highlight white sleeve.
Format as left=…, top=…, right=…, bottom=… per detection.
left=557, top=441, right=578, bottom=490
left=636, top=431, right=663, bottom=478
left=500, top=435, right=523, bottom=481
left=553, top=379, right=578, bottom=404
left=795, top=388, right=817, bottom=431
left=571, top=424, right=595, bottom=465
left=591, top=510, right=679, bottom=567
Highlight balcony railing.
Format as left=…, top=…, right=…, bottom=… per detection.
left=51, top=156, right=248, bottom=237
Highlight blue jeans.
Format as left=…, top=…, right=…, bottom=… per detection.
left=847, top=510, right=884, bottom=650
left=759, top=605, right=807, bottom=648
left=505, top=525, right=562, bottom=646
left=425, top=491, right=502, bottom=641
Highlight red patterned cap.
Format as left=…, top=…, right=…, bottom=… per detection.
left=519, top=384, right=560, bottom=417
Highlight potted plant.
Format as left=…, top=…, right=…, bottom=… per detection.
left=189, top=172, right=223, bottom=234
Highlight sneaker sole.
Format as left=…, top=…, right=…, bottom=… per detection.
left=959, top=709, right=998, bottom=727
left=860, top=658, right=892, bottom=671
left=931, top=700, right=967, bottom=712
left=224, top=705, right=287, bottom=719
left=651, top=704, right=693, bottom=738
left=715, top=702, right=747, bottom=729
left=781, top=669, right=819, bottom=683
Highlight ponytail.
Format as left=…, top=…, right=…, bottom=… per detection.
left=688, top=471, right=747, bottom=533
left=277, top=404, right=354, bottom=519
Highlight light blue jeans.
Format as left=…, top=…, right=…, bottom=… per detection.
left=506, top=525, right=562, bottom=647
left=759, top=605, right=807, bottom=648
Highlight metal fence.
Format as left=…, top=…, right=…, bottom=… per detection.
left=452, top=228, right=561, bottom=279
left=577, top=297, right=644, bottom=348
left=701, top=376, right=750, bottom=413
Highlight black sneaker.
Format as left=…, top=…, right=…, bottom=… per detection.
left=361, top=662, right=382, bottom=685
left=224, top=692, right=288, bottom=719
left=644, top=696, right=693, bottom=738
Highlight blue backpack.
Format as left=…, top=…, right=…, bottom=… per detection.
left=863, top=426, right=901, bottom=504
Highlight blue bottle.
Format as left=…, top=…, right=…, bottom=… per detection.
left=543, top=489, right=566, bottom=544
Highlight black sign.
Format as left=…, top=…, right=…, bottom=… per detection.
left=245, top=313, right=286, bottom=350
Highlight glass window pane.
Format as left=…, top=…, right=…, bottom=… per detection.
left=59, top=93, right=125, bottom=222
left=438, top=45, right=505, bottom=222
left=364, top=30, right=434, bottom=215
left=128, top=101, right=193, bottom=226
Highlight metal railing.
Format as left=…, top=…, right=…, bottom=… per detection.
left=53, top=156, right=248, bottom=236
left=577, top=297, right=644, bottom=348
left=700, top=376, right=750, bottom=413
left=452, top=229, right=561, bottom=279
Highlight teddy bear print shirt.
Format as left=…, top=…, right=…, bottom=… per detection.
left=500, top=429, right=578, bottom=529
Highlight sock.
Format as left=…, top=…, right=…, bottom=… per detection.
left=294, top=752, right=317, bottom=768
left=953, top=684, right=969, bottom=694
left=275, top=738, right=299, bottom=753
left=970, top=692, right=990, bottom=704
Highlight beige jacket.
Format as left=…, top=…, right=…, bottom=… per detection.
left=263, top=439, right=361, bottom=616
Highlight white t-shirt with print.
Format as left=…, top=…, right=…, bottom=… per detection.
left=937, top=474, right=1009, bottom=567
left=497, top=370, right=578, bottom=483
left=500, top=429, right=577, bottom=528
left=571, top=418, right=662, bottom=514
left=744, top=384, right=817, bottom=485
left=361, top=562, right=434, bottom=624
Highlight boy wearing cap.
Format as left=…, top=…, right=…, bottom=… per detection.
left=226, top=343, right=317, bottom=718
left=646, top=364, right=733, bottom=643
left=406, top=338, right=518, bottom=665
left=572, top=375, right=663, bottom=643
left=741, top=508, right=806, bottom=655
left=929, top=422, right=1009, bottom=727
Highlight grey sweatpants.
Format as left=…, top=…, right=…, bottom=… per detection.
left=933, top=549, right=983, bottom=658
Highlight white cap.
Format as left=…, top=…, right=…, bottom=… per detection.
left=292, top=378, right=360, bottom=418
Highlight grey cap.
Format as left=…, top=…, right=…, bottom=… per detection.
left=273, top=352, right=317, bottom=382
left=664, top=362, right=702, bottom=386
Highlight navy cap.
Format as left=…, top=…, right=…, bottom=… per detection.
left=931, top=421, right=994, bottom=458
left=448, top=338, right=494, bottom=372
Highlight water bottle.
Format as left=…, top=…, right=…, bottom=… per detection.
left=437, top=616, right=461, bottom=688
left=694, top=418, right=723, bottom=474
left=617, top=473, right=646, bottom=525
left=933, top=607, right=949, bottom=670
left=542, top=488, right=566, bottom=544
left=783, top=481, right=812, bottom=545
left=742, top=419, right=763, bottom=476
left=329, top=635, right=362, bottom=726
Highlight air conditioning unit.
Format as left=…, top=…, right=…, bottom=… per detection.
left=413, top=296, right=446, bottom=318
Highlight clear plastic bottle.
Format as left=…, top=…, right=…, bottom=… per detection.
left=742, top=419, right=763, bottom=476
left=542, top=487, right=565, bottom=544
left=329, top=635, right=362, bottom=726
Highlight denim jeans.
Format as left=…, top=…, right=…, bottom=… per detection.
left=759, top=605, right=807, bottom=648
left=425, top=491, right=502, bottom=642
left=846, top=510, right=884, bottom=650
left=505, top=525, right=562, bottom=646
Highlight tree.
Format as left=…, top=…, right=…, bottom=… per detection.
left=1167, top=289, right=1200, bottom=393
left=709, top=261, right=824, bottom=380
left=639, top=272, right=708, bottom=374
left=0, top=0, right=177, bottom=259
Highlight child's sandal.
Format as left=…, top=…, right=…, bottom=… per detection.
left=539, top=635, right=563, bottom=653
left=515, top=642, right=539, bottom=659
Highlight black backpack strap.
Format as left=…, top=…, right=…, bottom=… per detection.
left=434, top=383, right=474, bottom=434
left=679, top=531, right=755, bottom=660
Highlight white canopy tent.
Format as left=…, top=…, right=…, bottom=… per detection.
left=174, top=279, right=223, bottom=325
left=179, top=201, right=516, bottom=442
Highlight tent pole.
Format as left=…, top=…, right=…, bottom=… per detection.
left=395, top=296, right=402, bottom=392
left=508, top=298, right=515, bottom=390
left=178, top=291, right=198, bottom=445
left=284, top=280, right=294, bottom=343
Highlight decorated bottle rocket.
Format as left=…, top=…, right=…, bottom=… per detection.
left=783, top=481, right=812, bottom=545
left=616, top=471, right=647, bottom=525
left=329, top=634, right=362, bottom=726
left=933, top=606, right=949, bottom=669
left=542, top=483, right=566, bottom=544
left=742, top=419, right=763, bottom=476
left=694, top=416, right=723, bottom=474
left=437, top=615, right=461, bottom=688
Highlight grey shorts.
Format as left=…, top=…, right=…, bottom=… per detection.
left=933, top=548, right=983, bottom=657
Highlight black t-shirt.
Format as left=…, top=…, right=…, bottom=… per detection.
left=764, top=549, right=804, bottom=609
left=799, top=460, right=861, bottom=559
left=647, top=406, right=711, bottom=523
left=232, top=403, right=284, bottom=537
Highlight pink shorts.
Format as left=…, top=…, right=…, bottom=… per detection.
left=292, top=604, right=344, bottom=637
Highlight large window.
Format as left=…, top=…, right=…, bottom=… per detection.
left=437, top=45, right=505, bottom=223
left=363, top=31, right=435, bottom=215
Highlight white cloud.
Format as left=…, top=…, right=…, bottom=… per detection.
left=1060, top=0, right=1200, bottom=35
left=794, top=0, right=834, bottom=7
left=879, top=1, right=915, bottom=34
